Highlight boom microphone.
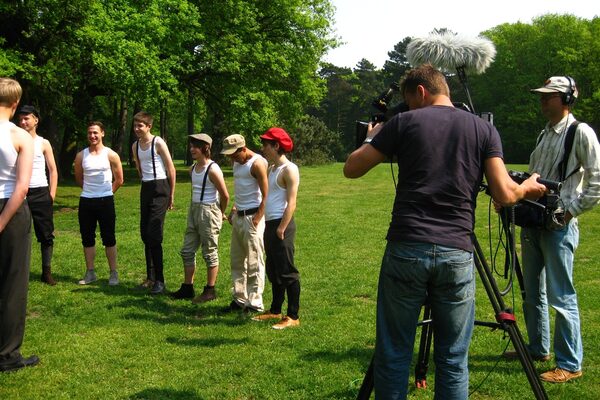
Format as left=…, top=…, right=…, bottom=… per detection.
left=406, top=32, right=496, bottom=75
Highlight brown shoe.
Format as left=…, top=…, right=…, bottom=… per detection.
left=272, top=316, right=300, bottom=330
left=503, top=350, right=551, bottom=362
left=41, top=266, right=57, bottom=286
left=251, top=312, right=282, bottom=322
left=192, top=286, right=216, bottom=304
left=540, top=367, right=582, bottom=383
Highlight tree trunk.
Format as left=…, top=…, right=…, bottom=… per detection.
left=186, top=88, right=194, bottom=166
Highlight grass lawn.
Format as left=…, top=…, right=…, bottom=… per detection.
left=1, top=161, right=600, bottom=399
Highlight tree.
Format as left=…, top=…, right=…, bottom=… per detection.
left=474, top=14, right=600, bottom=162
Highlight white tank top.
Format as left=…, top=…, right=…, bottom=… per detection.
left=265, top=162, right=298, bottom=221
left=233, top=154, right=266, bottom=210
left=137, top=137, right=167, bottom=182
left=191, top=161, right=221, bottom=204
left=29, top=136, right=48, bottom=188
left=0, top=121, right=18, bottom=199
left=81, top=147, right=113, bottom=198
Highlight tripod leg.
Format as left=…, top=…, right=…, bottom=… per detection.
left=356, top=356, right=374, bottom=400
left=415, top=304, right=433, bottom=389
left=473, top=237, right=548, bottom=400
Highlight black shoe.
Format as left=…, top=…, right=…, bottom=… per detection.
left=0, top=355, right=40, bottom=373
left=170, top=283, right=195, bottom=299
left=243, top=306, right=261, bottom=315
left=221, top=301, right=243, bottom=313
left=150, top=281, right=166, bottom=295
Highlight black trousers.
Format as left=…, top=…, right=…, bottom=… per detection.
left=0, top=200, right=32, bottom=365
left=27, top=186, right=55, bottom=266
left=140, top=179, right=170, bottom=282
left=78, top=196, right=116, bottom=247
left=264, top=218, right=300, bottom=319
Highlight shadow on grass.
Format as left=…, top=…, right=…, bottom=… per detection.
left=128, top=388, right=205, bottom=400
left=165, top=336, right=248, bottom=347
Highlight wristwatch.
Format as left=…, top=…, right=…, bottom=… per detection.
left=363, top=137, right=373, bottom=144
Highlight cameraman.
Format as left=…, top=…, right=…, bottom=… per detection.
left=505, top=77, right=600, bottom=383
left=344, top=64, right=546, bottom=400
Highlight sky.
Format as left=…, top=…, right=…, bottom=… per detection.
left=324, top=0, right=599, bottom=69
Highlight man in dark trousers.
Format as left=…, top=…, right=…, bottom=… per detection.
left=0, top=77, right=38, bottom=373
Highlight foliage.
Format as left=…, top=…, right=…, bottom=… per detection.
left=473, top=14, right=600, bottom=163
left=0, top=0, right=337, bottom=174
left=290, top=114, right=342, bottom=165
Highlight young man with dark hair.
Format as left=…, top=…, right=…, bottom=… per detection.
left=0, top=77, right=38, bottom=372
left=344, top=64, right=546, bottom=399
left=131, top=111, right=176, bottom=295
left=17, top=105, right=58, bottom=285
left=74, top=121, right=124, bottom=286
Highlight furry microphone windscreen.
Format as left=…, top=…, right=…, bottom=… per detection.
left=406, top=32, right=496, bottom=75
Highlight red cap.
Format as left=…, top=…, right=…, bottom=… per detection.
left=260, top=127, right=293, bottom=152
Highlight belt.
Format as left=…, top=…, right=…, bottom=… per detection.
left=237, top=207, right=259, bottom=216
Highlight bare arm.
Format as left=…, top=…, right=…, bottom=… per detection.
left=344, top=123, right=386, bottom=178
left=74, top=151, right=84, bottom=188
left=43, top=139, right=58, bottom=200
left=209, top=165, right=230, bottom=218
left=131, top=141, right=142, bottom=178
left=0, top=127, right=33, bottom=233
left=156, top=137, right=176, bottom=209
left=277, top=164, right=299, bottom=240
left=251, top=158, right=269, bottom=227
left=109, top=150, right=124, bottom=194
left=484, top=157, right=546, bottom=206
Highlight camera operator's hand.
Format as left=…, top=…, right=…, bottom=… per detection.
left=521, top=172, right=547, bottom=201
left=367, top=121, right=384, bottom=139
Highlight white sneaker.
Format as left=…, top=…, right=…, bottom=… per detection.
left=108, top=270, right=119, bottom=286
left=78, top=269, right=97, bottom=285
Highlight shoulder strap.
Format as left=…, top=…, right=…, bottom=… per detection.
left=200, top=162, right=215, bottom=202
left=151, top=136, right=157, bottom=179
left=558, top=121, right=580, bottom=181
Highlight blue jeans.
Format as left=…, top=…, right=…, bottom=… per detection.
left=521, top=219, right=582, bottom=372
left=374, top=241, right=475, bottom=400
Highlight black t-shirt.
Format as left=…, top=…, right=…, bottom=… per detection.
left=370, top=105, right=503, bottom=251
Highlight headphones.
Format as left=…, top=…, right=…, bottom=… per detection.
left=562, top=75, right=577, bottom=106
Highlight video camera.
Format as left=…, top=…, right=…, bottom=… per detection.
left=355, top=83, right=407, bottom=149
left=506, top=170, right=566, bottom=230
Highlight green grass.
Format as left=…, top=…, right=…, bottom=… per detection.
left=1, top=162, right=600, bottom=399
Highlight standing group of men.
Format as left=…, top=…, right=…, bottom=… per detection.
left=0, top=76, right=302, bottom=374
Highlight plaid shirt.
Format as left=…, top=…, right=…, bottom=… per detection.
left=529, top=114, right=600, bottom=217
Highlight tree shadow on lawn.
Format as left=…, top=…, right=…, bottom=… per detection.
left=165, top=336, right=248, bottom=347
left=128, top=388, right=205, bottom=400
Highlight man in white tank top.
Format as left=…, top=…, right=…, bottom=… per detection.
left=252, top=128, right=301, bottom=329
left=0, top=77, right=39, bottom=372
left=17, top=105, right=58, bottom=285
left=73, top=121, right=124, bottom=286
left=131, top=111, right=176, bottom=295
left=221, top=134, right=268, bottom=313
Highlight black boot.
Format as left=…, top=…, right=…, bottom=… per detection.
left=41, top=265, right=57, bottom=286
left=170, top=283, right=195, bottom=299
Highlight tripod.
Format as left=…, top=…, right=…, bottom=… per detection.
left=356, top=212, right=548, bottom=400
